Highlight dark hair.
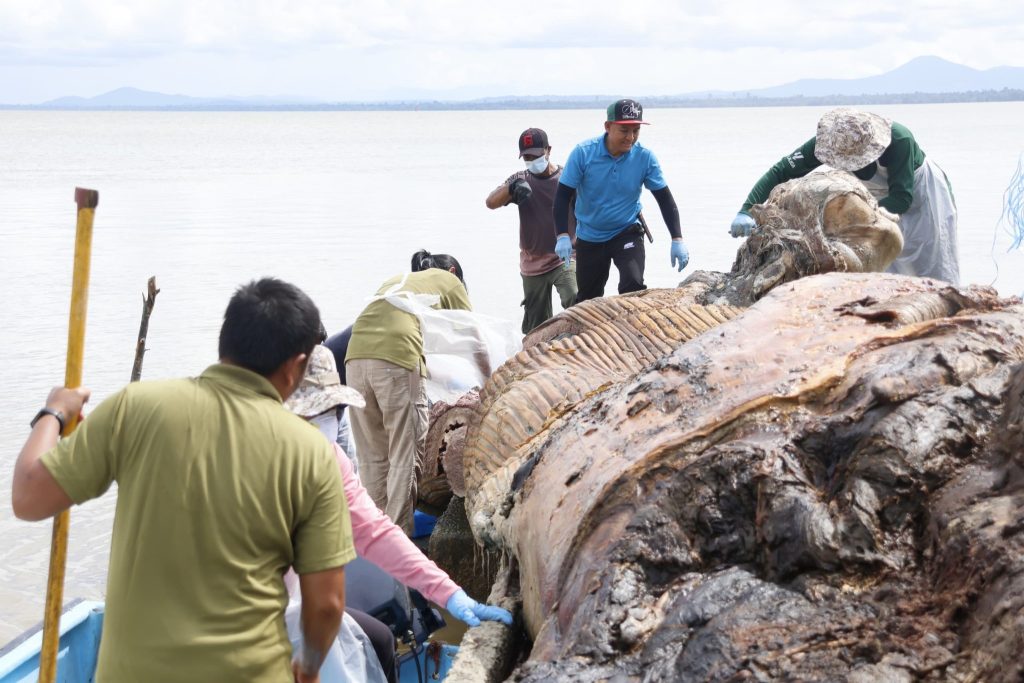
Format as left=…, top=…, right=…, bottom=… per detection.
left=410, top=249, right=465, bottom=286
left=218, top=278, right=326, bottom=377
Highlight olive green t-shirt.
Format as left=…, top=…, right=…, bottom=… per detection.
left=346, top=269, right=472, bottom=372
left=40, top=364, right=355, bottom=683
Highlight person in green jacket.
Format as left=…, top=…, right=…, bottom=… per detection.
left=730, top=108, right=960, bottom=284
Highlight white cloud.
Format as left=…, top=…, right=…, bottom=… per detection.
left=0, top=0, right=1021, bottom=102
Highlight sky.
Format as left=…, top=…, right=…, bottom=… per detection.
left=1, top=0, right=1022, bottom=104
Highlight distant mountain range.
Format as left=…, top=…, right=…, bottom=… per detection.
left=11, top=56, right=1024, bottom=111
left=40, top=88, right=320, bottom=109
left=735, top=56, right=1024, bottom=98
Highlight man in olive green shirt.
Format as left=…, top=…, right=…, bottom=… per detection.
left=12, top=278, right=356, bottom=683
left=346, top=252, right=471, bottom=533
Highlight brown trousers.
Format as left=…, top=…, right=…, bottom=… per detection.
left=345, top=358, right=428, bottom=534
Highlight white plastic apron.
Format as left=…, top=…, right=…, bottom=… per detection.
left=861, top=158, right=960, bottom=284
left=373, top=274, right=522, bottom=403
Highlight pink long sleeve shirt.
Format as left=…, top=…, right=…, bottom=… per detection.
left=286, top=445, right=460, bottom=606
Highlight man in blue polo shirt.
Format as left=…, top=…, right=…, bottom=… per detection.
left=553, top=98, right=688, bottom=302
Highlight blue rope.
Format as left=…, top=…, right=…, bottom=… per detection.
left=999, top=155, right=1024, bottom=251
left=989, top=155, right=1024, bottom=288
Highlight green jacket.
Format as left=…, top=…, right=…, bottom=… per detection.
left=741, top=121, right=925, bottom=215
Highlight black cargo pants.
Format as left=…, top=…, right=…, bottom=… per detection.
left=574, top=224, right=647, bottom=303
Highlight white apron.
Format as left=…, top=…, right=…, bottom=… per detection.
left=374, top=274, right=522, bottom=403
left=861, top=158, right=960, bottom=284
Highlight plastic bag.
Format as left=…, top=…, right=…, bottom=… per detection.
left=284, top=600, right=387, bottom=683
left=376, top=274, right=522, bottom=403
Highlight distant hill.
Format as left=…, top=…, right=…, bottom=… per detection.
left=740, top=56, right=1024, bottom=98
left=44, top=87, right=198, bottom=108
left=12, top=57, right=1024, bottom=111
left=39, top=86, right=319, bottom=109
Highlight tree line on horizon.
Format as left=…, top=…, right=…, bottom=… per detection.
left=4, top=88, right=1023, bottom=112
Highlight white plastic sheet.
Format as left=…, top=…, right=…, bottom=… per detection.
left=284, top=600, right=387, bottom=683
left=375, top=274, right=522, bottom=403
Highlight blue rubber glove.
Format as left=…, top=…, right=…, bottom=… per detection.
left=670, top=239, right=689, bottom=272
left=555, top=234, right=572, bottom=270
left=445, top=589, right=513, bottom=627
left=730, top=211, right=756, bottom=238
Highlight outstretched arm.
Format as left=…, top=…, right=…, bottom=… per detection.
left=333, top=446, right=510, bottom=625
left=336, top=444, right=458, bottom=602
left=740, top=136, right=821, bottom=212
left=651, top=186, right=682, bottom=239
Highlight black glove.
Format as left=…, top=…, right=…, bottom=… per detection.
left=508, top=178, right=533, bottom=205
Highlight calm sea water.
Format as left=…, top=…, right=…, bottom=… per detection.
left=1, top=103, right=1023, bottom=640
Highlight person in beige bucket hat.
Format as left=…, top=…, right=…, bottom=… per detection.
left=285, top=344, right=365, bottom=449
left=283, top=343, right=512, bottom=682
left=285, top=345, right=365, bottom=416
left=814, top=108, right=892, bottom=171
left=729, top=107, right=960, bottom=285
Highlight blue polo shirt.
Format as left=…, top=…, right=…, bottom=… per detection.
left=560, top=135, right=667, bottom=242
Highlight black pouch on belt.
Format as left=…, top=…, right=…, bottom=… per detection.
left=635, top=213, right=654, bottom=243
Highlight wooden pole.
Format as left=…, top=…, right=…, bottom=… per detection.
left=38, top=187, right=98, bottom=683
left=130, top=277, right=160, bottom=383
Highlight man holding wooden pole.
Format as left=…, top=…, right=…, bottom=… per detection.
left=11, top=275, right=356, bottom=683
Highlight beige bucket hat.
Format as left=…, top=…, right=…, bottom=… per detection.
left=815, top=108, right=892, bottom=172
left=285, top=344, right=365, bottom=417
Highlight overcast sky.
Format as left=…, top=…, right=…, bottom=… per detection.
left=1, top=0, right=1022, bottom=103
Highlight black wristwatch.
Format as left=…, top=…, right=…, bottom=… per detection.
left=30, top=407, right=66, bottom=434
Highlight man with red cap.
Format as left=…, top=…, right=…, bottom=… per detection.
left=486, top=127, right=578, bottom=332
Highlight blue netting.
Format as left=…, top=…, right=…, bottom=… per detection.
left=989, top=155, right=1024, bottom=288
left=999, top=155, right=1024, bottom=251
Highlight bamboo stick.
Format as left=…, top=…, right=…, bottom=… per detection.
left=39, top=187, right=98, bottom=683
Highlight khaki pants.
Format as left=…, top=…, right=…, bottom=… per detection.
left=345, top=358, right=428, bottom=534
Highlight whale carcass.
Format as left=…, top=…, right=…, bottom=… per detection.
left=481, top=273, right=1024, bottom=681
left=438, top=172, right=1024, bottom=680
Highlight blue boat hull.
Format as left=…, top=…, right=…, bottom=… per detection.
left=0, top=601, right=103, bottom=683
left=0, top=601, right=455, bottom=683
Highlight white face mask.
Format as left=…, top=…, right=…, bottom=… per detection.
left=310, top=411, right=340, bottom=443
left=525, top=156, right=548, bottom=174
